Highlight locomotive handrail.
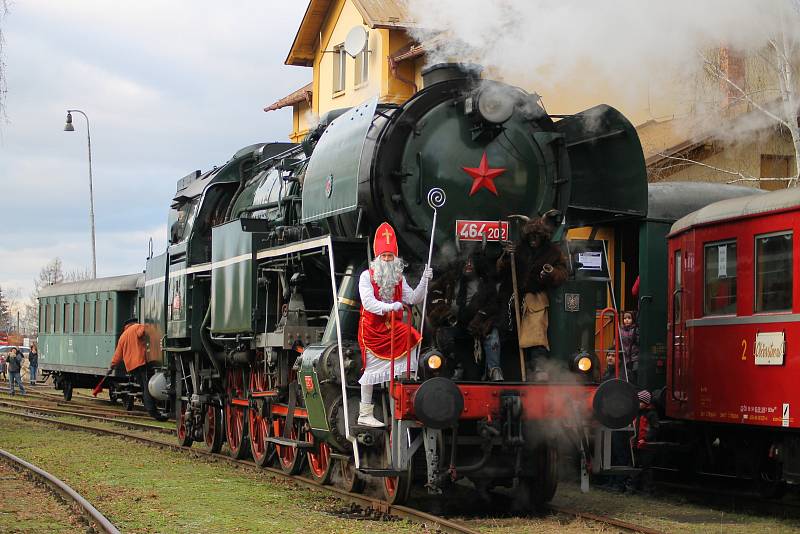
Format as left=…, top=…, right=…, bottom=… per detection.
left=321, top=235, right=361, bottom=468
left=670, top=287, right=684, bottom=402
left=598, top=307, right=621, bottom=379
left=388, top=304, right=415, bottom=399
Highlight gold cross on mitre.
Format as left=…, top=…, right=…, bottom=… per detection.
left=381, top=228, right=392, bottom=244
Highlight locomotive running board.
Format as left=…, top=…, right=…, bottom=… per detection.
left=265, top=436, right=314, bottom=449
left=356, top=468, right=407, bottom=477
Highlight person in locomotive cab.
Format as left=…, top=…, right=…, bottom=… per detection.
left=357, top=222, right=433, bottom=427
left=109, top=318, right=166, bottom=421
left=427, top=250, right=503, bottom=381
left=496, top=211, right=568, bottom=380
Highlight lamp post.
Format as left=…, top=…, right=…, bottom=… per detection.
left=64, top=110, right=97, bottom=279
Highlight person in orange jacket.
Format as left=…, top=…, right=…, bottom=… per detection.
left=109, top=318, right=165, bottom=420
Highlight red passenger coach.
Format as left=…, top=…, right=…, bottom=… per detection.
left=666, top=188, right=800, bottom=492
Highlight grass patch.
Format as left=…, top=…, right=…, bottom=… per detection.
left=0, top=414, right=422, bottom=533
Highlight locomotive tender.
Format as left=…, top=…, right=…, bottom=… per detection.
left=42, top=63, right=653, bottom=508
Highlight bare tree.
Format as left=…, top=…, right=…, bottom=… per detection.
left=656, top=4, right=800, bottom=189
left=0, top=285, right=11, bottom=332
left=65, top=266, right=93, bottom=282
left=35, top=258, right=65, bottom=291
left=0, top=0, right=8, bottom=121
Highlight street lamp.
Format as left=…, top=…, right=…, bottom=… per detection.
left=63, top=110, right=97, bottom=279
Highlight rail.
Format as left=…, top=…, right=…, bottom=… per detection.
left=0, top=448, right=120, bottom=534
left=0, top=406, right=668, bottom=534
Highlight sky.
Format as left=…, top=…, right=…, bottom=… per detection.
left=0, top=1, right=310, bottom=300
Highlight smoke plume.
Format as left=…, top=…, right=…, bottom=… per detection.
left=405, top=0, right=800, bottom=143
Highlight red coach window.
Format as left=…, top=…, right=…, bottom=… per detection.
left=704, top=240, right=737, bottom=315
left=755, top=232, right=793, bottom=313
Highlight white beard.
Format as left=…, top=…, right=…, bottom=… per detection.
left=370, top=256, right=405, bottom=302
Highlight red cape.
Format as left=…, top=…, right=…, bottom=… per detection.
left=357, top=270, right=421, bottom=370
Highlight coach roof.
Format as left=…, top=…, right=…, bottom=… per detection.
left=670, top=187, right=800, bottom=237
left=38, top=273, right=143, bottom=298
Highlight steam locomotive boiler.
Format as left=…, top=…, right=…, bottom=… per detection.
left=135, top=63, right=646, bottom=509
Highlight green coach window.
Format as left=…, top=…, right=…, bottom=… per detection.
left=44, top=303, right=51, bottom=333
left=106, top=300, right=113, bottom=333
left=55, top=303, right=62, bottom=333
left=95, top=301, right=101, bottom=332
left=83, top=302, right=90, bottom=333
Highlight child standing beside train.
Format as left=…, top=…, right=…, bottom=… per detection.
left=620, top=311, right=640, bottom=384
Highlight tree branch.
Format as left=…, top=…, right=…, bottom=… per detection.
left=700, top=51, right=791, bottom=129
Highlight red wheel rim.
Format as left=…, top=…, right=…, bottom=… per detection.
left=273, top=417, right=297, bottom=468
left=204, top=405, right=217, bottom=448
left=307, top=435, right=331, bottom=480
left=384, top=474, right=399, bottom=496
left=177, top=401, right=188, bottom=443
left=384, top=434, right=400, bottom=497
left=248, top=364, right=271, bottom=463
left=248, top=409, right=271, bottom=462
left=226, top=369, right=247, bottom=452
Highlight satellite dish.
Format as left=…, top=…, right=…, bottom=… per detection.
left=344, top=26, right=368, bottom=57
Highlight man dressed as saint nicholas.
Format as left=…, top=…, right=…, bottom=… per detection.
left=357, top=222, right=433, bottom=427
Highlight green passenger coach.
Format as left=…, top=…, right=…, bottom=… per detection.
left=38, top=273, right=143, bottom=404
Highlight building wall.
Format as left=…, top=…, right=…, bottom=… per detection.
left=651, top=132, right=797, bottom=189
left=313, top=0, right=384, bottom=115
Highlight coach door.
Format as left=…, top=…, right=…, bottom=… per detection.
left=671, top=248, right=687, bottom=401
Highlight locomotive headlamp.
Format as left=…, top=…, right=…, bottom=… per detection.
left=427, top=354, right=443, bottom=370
left=476, top=83, right=515, bottom=124
left=571, top=351, right=595, bottom=374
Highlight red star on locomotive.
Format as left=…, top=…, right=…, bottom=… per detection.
left=462, top=151, right=506, bottom=196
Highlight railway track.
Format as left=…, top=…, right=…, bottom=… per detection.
left=0, top=447, right=120, bottom=534
left=0, top=405, right=665, bottom=534
left=0, top=386, right=158, bottom=420
left=0, top=398, right=172, bottom=434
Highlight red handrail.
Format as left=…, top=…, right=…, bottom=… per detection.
left=389, top=304, right=414, bottom=397
left=598, top=307, right=621, bottom=379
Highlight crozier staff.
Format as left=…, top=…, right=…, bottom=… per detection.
left=357, top=222, right=433, bottom=427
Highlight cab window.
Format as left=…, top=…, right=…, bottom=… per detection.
left=704, top=240, right=737, bottom=315
left=168, top=198, right=200, bottom=244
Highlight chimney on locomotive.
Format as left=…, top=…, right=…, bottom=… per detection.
left=421, top=62, right=483, bottom=88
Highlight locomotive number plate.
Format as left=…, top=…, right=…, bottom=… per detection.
left=455, top=220, right=509, bottom=242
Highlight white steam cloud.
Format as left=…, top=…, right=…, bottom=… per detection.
left=405, top=0, right=800, bottom=143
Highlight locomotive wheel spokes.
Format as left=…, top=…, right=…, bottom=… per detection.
left=248, top=365, right=274, bottom=467
left=336, top=457, right=365, bottom=494
left=175, top=366, right=193, bottom=447
left=381, top=431, right=412, bottom=504
left=248, top=408, right=274, bottom=467
left=306, top=432, right=334, bottom=485
left=203, top=404, right=223, bottom=453
left=225, top=367, right=250, bottom=460
left=273, top=416, right=304, bottom=475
